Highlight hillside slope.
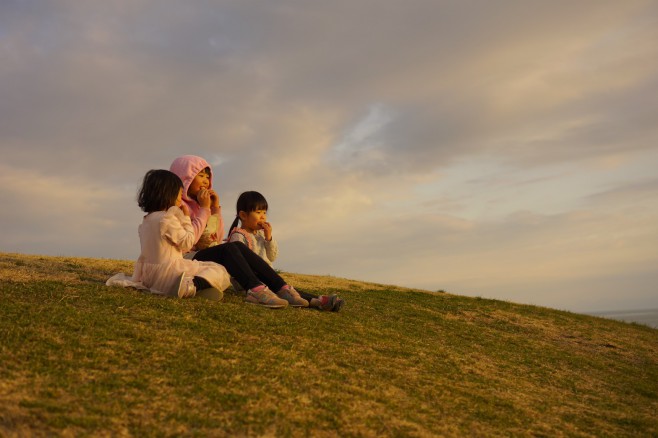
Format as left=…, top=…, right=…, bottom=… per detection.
left=1, top=252, right=657, bottom=437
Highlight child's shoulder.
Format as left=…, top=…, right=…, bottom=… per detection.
left=158, top=207, right=187, bottom=225
left=143, top=210, right=165, bottom=222
left=230, top=228, right=254, bottom=249
left=230, top=228, right=252, bottom=240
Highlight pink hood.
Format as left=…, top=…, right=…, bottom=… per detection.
left=170, top=155, right=214, bottom=204
left=170, top=155, right=224, bottom=249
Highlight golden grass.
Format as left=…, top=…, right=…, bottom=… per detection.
left=1, top=251, right=657, bottom=437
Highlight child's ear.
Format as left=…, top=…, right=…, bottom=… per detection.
left=238, top=211, right=248, bottom=221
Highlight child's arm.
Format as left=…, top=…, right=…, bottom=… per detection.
left=259, top=222, right=277, bottom=262
left=208, top=188, right=225, bottom=244
left=162, top=207, right=196, bottom=253
left=187, top=205, right=210, bottom=245
left=190, top=189, right=224, bottom=247
left=264, top=235, right=278, bottom=263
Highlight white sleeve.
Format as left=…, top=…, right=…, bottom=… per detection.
left=161, top=207, right=196, bottom=252
left=264, top=237, right=278, bottom=263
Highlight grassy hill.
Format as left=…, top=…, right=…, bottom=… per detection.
left=1, top=252, right=656, bottom=437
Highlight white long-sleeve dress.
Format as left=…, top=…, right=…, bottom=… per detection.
left=107, top=206, right=230, bottom=296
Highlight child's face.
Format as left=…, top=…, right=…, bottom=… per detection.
left=239, top=209, right=267, bottom=232
left=188, top=170, right=210, bottom=199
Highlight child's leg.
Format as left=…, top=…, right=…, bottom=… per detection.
left=194, top=243, right=289, bottom=308
left=193, top=243, right=263, bottom=290
left=298, top=289, right=323, bottom=309
left=297, top=289, right=344, bottom=312
left=228, top=242, right=308, bottom=307
left=227, top=242, right=287, bottom=292
left=296, top=289, right=318, bottom=302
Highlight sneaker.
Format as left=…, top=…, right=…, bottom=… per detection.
left=332, top=297, right=345, bottom=312
left=246, top=286, right=288, bottom=309
left=195, top=287, right=223, bottom=301
left=277, top=285, right=309, bottom=307
left=318, top=294, right=344, bottom=312
left=175, top=273, right=196, bottom=298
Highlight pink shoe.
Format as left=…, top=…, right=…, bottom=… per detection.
left=277, top=285, right=309, bottom=307
left=318, top=295, right=344, bottom=312
left=246, top=285, right=288, bottom=309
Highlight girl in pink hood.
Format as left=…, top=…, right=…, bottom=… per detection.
left=170, top=155, right=307, bottom=309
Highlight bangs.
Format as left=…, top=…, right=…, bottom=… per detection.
left=252, top=199, right=268, bottom=211
left=236, top=191, right=269, bottom=213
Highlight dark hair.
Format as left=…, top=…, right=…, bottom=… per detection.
left=228, top=191, right=269, bottom=234
left=137, top=169, right=183, bottom=213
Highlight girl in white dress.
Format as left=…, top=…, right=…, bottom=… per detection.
left=107, top=169, right=230, bottom=299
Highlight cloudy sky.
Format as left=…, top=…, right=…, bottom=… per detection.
left=2, top=0, right=657, bottom=313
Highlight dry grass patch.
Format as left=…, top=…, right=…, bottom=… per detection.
left=0, top=252, right=133, bottom=284
left=1, top=252, right=657, bottom=436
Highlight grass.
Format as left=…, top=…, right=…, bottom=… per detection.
left=1, top=251, right=657, bottom=437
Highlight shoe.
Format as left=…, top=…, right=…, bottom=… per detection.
left=195, top=287, right=223, bottom=301
left=318, top=294, right=343, bottom=312
left=246, top=286, right=288, bottom=309
left=277, top=285, right=309, bottom=307
left=175, top=273, right=196, bottom=298
left=193, top=277, right=224, bottom=301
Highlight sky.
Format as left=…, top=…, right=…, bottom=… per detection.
left=1, top=0, right=657, bottom=313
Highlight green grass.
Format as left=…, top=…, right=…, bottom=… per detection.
left=1, top=252, right=657, bottom=437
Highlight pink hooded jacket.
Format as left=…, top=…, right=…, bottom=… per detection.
left=170, top=155, right=225, bottom=250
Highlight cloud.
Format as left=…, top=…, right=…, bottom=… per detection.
left=280, top=200, right=658, bottom=311
left=0, top=164, right=140, bottom=258
left=4, top=1, right=657, bottom=179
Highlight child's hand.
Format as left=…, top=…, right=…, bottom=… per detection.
left=196, top=188, right=212, bottom=208
left=180, top=203, right=190, bottom=216
left=208, top=189, right=220, bottom=208
left=260, top=221, right=273, bottom=241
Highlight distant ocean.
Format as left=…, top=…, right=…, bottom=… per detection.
left=586, top=309, right=658, bottom=329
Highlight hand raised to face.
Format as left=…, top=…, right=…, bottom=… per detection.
left=259, top=221, right=273, bottom=241
left=196, top=188, right=212, bottom=208
left=207, top=189, right=220, bottom=208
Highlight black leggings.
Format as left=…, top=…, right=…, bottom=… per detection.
left=296, top=290, right=319, bottom=302
left=193, top=241, right=286, bottom=292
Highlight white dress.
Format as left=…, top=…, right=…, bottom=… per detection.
left=107, top=206, right=230, bottom=296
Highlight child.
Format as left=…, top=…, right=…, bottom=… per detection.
left=106, top=169, right=230, bottom=300
left=228, top=191, right=345, bottom=312
left=169, top=155, right=308, bottom=309
left=227, top=191, right=278, bottom=266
